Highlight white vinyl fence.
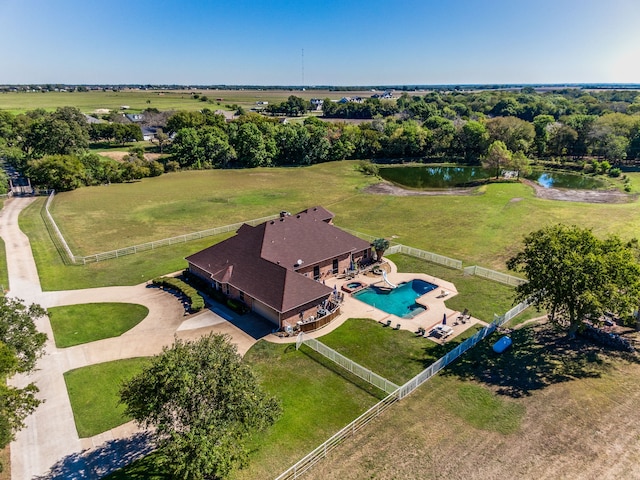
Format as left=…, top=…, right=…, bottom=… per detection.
left=276, top=299, right=529, bottom=480
left=297, top=333, right=399, bottom=394
left=463, top=265, right=526, bottom=286
left=42, top=191, right=280, bottom=264
left=387, top=244, right=463, bottom=270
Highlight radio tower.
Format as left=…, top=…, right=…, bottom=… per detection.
left=301, top=48, right=305, bottom=90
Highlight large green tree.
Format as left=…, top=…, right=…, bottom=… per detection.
left=507, top=225, right=640, bottom=336
left=119, top=333, right=281, bottom=480
left=0, top=297, right=47, bottom=470
left=482, top=140, right=512, bottom=179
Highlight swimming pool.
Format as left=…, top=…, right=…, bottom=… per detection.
left=353, top=279, right=437, bottom=318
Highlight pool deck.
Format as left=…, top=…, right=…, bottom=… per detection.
left=268, top=258, right=487, bottom=345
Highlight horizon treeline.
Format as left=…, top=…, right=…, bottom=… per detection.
left=1, top=88, right=640, bottom=191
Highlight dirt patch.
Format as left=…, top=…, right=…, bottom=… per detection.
left=521, top=179, right=636, bottom=204
left=98, top=151, right=162, bottom=162
left=364, top=182, right=477, bottom=196
left=365, top=180, right=637, bottom=204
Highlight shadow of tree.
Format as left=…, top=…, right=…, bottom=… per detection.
left=440, top=323, right=638, bottom=398
left=34, top=432, right=155, bottom=480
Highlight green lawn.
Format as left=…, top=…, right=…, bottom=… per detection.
left=387, top=253, right=542, bottom=323
left=36, top=163, right=640, bottom=290
left=102, top=338, right=380, bottom=480
left=48, top=303, right=149, bottom=347
left=18, top=198, right=235, bottom=290
left=320, top=318, right=483, bottom=385
left=64, top=357, right=150, bottom=438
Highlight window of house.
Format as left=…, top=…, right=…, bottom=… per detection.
left=226, top=284, right=230, bottom=295
left=239, top=291, right=245, bottom=302
left=332, top=259, right=338, bottom=274
left=313, top=265, right=320, bottom=280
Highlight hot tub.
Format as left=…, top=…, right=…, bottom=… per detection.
left=341, top=281, right=367, bottom=294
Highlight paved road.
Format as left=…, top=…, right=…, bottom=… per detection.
left=0, top=197, right=262, bottom=479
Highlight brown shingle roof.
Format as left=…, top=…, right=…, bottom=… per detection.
left=185, top=206, right=370, bottom=313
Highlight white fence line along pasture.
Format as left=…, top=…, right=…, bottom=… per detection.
left=43, top=191, right=77, bottom=263
left=42, top=191, right=280, bottom=264
left=43, top=193, right=524, bottom=290
left=463, top=265, right=526, bottom=286
left=389, top=244, right=463, bottom=270
left=276, top=298, right=530, bottom=479
left=296, top=333, right=399, bottom=395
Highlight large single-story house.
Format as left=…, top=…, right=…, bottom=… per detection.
left=186, top=207, right=372, bottom=329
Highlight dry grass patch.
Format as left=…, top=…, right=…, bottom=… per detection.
left=302, top=323, right=640, bottom=480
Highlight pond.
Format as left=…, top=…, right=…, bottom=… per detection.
left=378, top=165, right=493, bottom=189
left=525, top=171, right=606, bottom=189
left=378, top=165, right=607, bottom=190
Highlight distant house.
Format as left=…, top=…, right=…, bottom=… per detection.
left=124, top=113, right=144, bottom=123
left=142, top=126, right=158, bottom=141
left=215, top=109, right=235, bottom=122
left=83, top=114, right=103, bottom=124
left=186, top=207, right=372, bottom=329
left=310, top=98, right=324, bottom=111
left=338, top=96, right=363, bottom=104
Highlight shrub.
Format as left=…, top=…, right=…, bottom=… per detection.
left=608, top=168, right=622, bottom=178
left=152, top=277, right=205, bottom=312
left=226, top=298, right=249, bottom=315
left=356, top=160, right=379, bottom=176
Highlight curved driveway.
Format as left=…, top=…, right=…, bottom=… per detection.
left=0, top=197, right=261, bottom=479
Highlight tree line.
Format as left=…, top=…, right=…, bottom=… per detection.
left=0, top=107, right=163, bottom=191
left=3, top=87, right=640, bottom=192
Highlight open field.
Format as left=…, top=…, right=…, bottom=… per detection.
left=303, top=323, right=640, bottom=480
left=0, top=89, right=377, bottom=115
left=48, top=303, right=149, bottom=347
left=44, top=162, right=640, bottom=274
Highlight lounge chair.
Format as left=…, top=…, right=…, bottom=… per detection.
left=394, top=323, right=401, bottom=330
left=384, top=319, right=391, bottom=327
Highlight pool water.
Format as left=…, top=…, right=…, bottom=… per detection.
left=354, top=279, right=437, bottom=318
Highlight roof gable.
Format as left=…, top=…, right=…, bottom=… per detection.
left=186, top=206, right=369, bottom=313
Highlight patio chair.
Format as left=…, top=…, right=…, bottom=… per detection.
left=457, top=308, right=468, bottom=322
left=384, top=319, right=392, bottom=327
left=394, top=323, right=401, bottom=330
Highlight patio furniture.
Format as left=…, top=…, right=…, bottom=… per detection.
left=394, top=323, right=401, bottom=330
left=429, top=324, right=454, bottom=339
left=384, top=319, right=392, bottom=327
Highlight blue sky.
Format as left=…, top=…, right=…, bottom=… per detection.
left=1, top=0, right=639, bottom=85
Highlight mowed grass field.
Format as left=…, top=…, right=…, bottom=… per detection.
left=46, top=161, right=640, bottom=274
left=0, top=89, right=375, bottom=114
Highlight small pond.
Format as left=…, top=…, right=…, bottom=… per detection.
left=378, top=166, right=493, bottom=189
left=378, top=165, right=607, bottom=190
left=525, top=171, right=606, bottom=189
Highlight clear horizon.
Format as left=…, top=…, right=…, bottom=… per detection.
left=1, top=0, right=639, bottom=85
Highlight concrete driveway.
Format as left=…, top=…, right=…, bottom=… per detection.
left=0, top=197, right=265, bottom=479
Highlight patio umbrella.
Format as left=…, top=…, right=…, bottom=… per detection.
left=442, top=313, right=447, bottom=325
